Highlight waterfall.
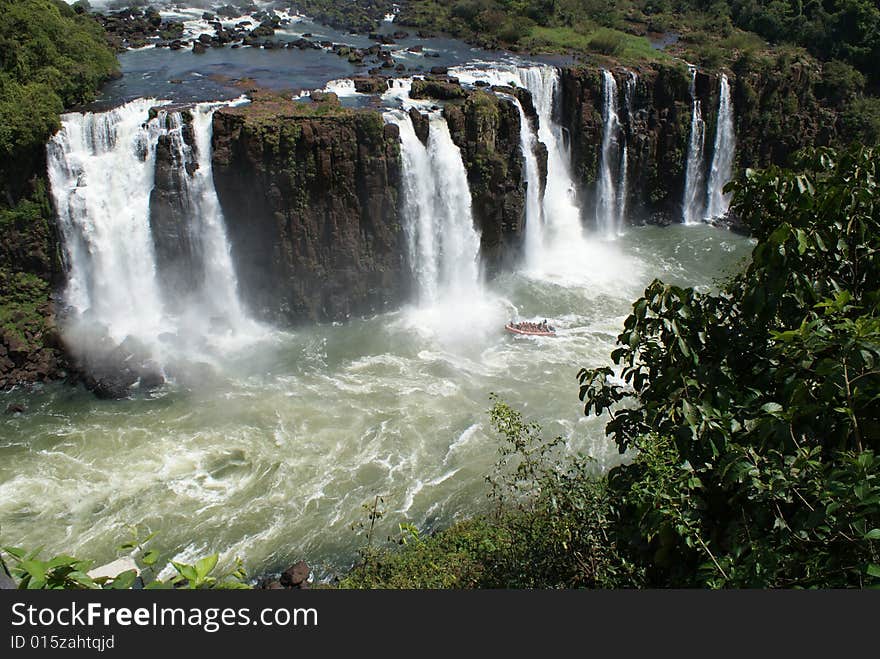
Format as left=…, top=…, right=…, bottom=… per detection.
left=448, top=64, right=590, bottom=279
left=172, top=103, right=250, bottom=329
left=47, top=97, right=254, bottom=360
left=47, top=98, right=169, bottom=343
left=515, top=66, right=585, bottom=264
left=682, top=66, right=706, bottom=225
left=596, top=70, right=621, bottom=238
left=618, top=72, right=637, bottom=231
left=385, top=110, right=481, bottom=305
left=501, top=93, right=543, bottom=268
left=705, top=73, right=736, bottom=220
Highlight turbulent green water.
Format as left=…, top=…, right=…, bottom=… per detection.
left=0, top=225, right=752, bottom=579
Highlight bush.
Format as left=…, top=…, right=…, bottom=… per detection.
left=818, top=59, right=866, bottom=105
left=588, top=30, right=625, bottom=56
left=580, top=146, right=880, bottom=587
left=841, top=96, right=880, bottom=146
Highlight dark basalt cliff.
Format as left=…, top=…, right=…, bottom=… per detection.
left=559, top=58, right=839, bottom=226
left=0, top=191, right=65, bottom=390
left=443, top=88, right=538, bottom=273
left=149, top=109, right=205, bottom=302
left=561, top=63, right=710, bottom=225
left=211, top=94, right=406, bottom=324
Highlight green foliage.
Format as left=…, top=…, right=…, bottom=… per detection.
left=340, top=398, right=644, bottom=589
left=0, top=271, right=50, bottom=347
left=0, top=0, right=118, bottom=198
left=579, top=146, right=880, bottom=587
left=841, top=96, right=880, bottom=146
left=728, top=0, right=880, bottom=83
left=817, top=59, right=865, bottom=105
left=588, top=30, right=626, bottom=56
left=0, top=525, right=252, bottom=590
left=2, top=546, right=100, bottom=589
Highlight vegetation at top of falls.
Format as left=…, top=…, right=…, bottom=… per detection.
left=0, top=0, right=119, bottom=199
left=223, top=88, right=357, bottom=126
left=410, top=78, right=469, bottom=100
left=342, top=145, right=880, bottom=589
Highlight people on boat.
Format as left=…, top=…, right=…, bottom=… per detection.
left=507, top=319, right=556, bottom=334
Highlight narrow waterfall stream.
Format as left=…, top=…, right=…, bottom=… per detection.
left=682, top=66, right=707, bottom=225
left=705, top=73, right=736, bottom=220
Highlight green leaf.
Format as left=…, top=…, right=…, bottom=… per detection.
left=110, top=570, right=138, bottom=590
left=142, top=550, right=160, bottom=567
left=171, top=562, right=198, bottom=583
left=67, top=571, right=98, bottom=589
left=2, top=547, right=26, bottom=560
left=682, top=400, right=698, bottom=427
left=761, top=402, right=784, bottom=414
left=45, top=555, right=80, bottom=570
left=194, top=554, right=219, bottom=581
left=865, top=529, right=880, bottom=540
left=867, top=564, right=880, bottom=578
left=19, top=560, right=46, bottom=583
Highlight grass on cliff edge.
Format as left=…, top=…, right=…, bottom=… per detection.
left=523, top=25, right=666, bottom=63
left=223, top=87, right=358, bottom=124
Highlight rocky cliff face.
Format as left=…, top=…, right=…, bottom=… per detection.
left=149, top=109, right=205, bottom=303
left=0, top=188, right=65, bottom=390
left=211, top=93, right=406, bottom=324
left=443, top=87, right=542, bottom=272
left=559, top=58, right=839, bottom=226
left=730, top=55, right=837, bottom=170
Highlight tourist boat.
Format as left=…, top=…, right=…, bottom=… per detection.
left=505, top=322, right=557, bottom=337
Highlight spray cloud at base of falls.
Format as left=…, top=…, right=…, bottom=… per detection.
left=47, top=96, right=260, bottom=375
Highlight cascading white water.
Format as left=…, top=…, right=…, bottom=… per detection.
left=500, top=93, right=543, bottom=267
left=682, top=65, right=706, bottom=225
left=515, top=66, right=586, bottom=268
left=47, top=97, right=255, bottom=360
left=705, top=73, right=736, bottom=220
left=175, top=103, right=251, bottom=331
left=618, top=72, right=637, bottom=231
left=596, top=70, right=621, bottom=238
left=385, top=110, right=481, bottom=305
left=451, top=64, right=621, bottom=283
left=47, top=98, right=170, bottom=343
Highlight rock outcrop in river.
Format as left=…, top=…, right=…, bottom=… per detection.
left=211, top=92, right=407, bottom=323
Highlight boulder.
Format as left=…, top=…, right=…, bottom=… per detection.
left=408, top=108, right=430, bottom=145
left=409, top=79, right=466, bottom=100
left=280, top=560, right=310, bottom=588
left=352, top=77, right=388, bottom=94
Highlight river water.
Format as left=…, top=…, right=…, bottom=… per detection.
left=0, top=225, right=750, bottom=578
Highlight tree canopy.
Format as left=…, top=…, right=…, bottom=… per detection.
left=0, top=0, right=118, bottom=200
